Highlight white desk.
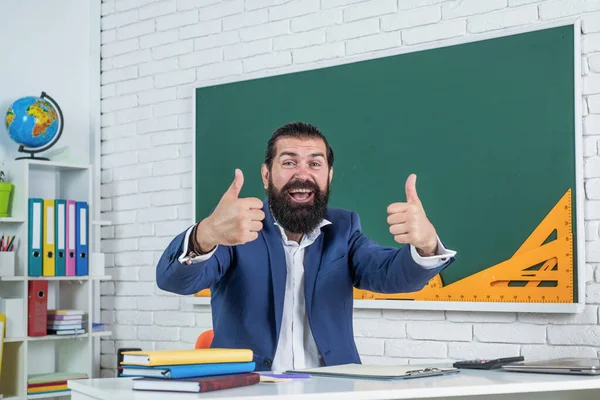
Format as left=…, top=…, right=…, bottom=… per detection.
left=68, top=369, right=600, bottom=400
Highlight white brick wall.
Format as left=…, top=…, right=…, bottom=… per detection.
left=100, top=0, right=600, bottom=376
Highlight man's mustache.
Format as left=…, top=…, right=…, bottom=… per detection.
left=281, top=179, right=320, bottom=192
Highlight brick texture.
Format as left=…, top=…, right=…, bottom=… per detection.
left=99, top=0, right=600, bottom=377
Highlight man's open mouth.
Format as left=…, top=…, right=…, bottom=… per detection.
left=288, top=188, right=314, bottom=203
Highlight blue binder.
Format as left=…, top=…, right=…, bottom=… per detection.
left=75, top=201, right=88, bottom=276
left=120, top=362, right=256, bottom=379
left=28, top=198, right=43, bottom=276
left=54, top=199, right=67, bottom=276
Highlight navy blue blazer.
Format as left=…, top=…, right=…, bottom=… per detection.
left=156, top=199, right=454, bottom=371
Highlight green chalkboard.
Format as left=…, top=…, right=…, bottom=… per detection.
left=194, top=24, right=581, bottom=310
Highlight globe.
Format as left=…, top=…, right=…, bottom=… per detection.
left=4, top=92, right=63, bottom=160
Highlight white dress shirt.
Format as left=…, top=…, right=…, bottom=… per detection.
left=179, top=218, right=456, bottom=372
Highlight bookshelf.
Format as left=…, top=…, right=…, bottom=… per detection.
left=0, top=160, right=111, bottom=400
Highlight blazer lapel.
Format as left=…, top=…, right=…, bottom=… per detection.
left=303, top=233, right=324, bottom=315
left=260, top=199, right=286, bottom=341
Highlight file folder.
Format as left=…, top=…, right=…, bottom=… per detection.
left=286, top=364, right=460, bottom=380
left=66, top=200, right=76, bottom=276
left=42, top=199, right=55, bottom=276
left=75, top=201, right=88, bottom=276
left=55, top=199, right=66, bottom=276
left=28, top=280, right=48, bottom=337
left=28, top=198, right=43, bottom=276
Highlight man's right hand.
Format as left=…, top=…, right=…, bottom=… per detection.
left=195, top=169, right=265, bottom=252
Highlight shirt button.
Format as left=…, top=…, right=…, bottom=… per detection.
left=264, top=359, right=272, bottom=367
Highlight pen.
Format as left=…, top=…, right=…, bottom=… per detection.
left=6, top=236, right=15, bottom=251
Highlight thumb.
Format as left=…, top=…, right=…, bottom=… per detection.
left=405, top=173, right=421, bottom=204
left=223, top=168, right=244, bottom=199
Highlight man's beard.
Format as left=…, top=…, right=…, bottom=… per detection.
left=267, top=176, right=330, bottom=235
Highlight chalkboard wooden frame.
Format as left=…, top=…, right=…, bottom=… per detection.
left=191, top=19, right=584, bottom=313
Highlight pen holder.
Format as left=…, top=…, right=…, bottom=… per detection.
left=0, top=182, right=13, bottom=217
left=0, top=251, right=15, bottom=277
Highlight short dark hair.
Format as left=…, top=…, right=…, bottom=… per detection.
left=264, top=121, right=334, bottom=169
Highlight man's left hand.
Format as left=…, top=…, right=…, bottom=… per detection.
left=386, top=174, right=438, bottom=256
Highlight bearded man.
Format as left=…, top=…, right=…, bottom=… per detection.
left=156, top=121, right=456, bottom=372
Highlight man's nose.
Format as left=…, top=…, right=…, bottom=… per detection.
left=294, top=162, right=312, bottom=179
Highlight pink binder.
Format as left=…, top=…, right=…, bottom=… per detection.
left=66, top=200, right=76, bottom=276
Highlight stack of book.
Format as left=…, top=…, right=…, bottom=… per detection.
left=120, top=348, right=260, bottom=393
left=47, top=309, right=85, bottom=335
left=27, top=372, right=88, bottom=396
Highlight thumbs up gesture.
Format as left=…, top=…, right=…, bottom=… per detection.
left=386, top=174, right=438, bottom=256
left=195, top=169, right=265, bottom=251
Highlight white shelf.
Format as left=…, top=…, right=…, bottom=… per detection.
left=31, top=275, right=111, bottom=281
left=0, top=217, right=25, bottom=223
left=28, top=334, right=89, bottom=342
left=32, top=277, right=89, bottom=281
left=4, top=332, right=111, bottom=343
left=0, top=276, right=25, bottom=281
left=20, top=159, right=90, bottom=171
left=5, top=337, right=26, bottom=343
left=1, top=275, right=111, bottom=282
left=0, top=160, right=106, bottom=399
left=27, top=391, right=71, bottom=399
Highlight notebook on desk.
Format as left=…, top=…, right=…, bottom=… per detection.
left=286, top=363, right=459, bottom=380
left=501, top=357, right=600, bottom=375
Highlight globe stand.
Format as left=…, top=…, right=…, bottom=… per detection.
left=15, top=146, right=50, bottom=161
left=14, top=91, right=64, bottom=161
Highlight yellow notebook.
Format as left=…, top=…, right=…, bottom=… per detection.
left=28, top=384, right=68, bottom=393
left=120, top=348, right=253, bottom=366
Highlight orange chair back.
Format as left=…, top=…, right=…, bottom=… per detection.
left=195, top=329, right=214, bottom=349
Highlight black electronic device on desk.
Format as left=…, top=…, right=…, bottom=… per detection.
left=453, top=356, right=524, bottom=370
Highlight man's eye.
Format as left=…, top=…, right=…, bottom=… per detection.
left=283, top=161, right=294, bottom=166
left=311, top=162, right=321, bottom=167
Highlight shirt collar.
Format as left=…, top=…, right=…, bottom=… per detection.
left=273, top=218, right=332, bottom=243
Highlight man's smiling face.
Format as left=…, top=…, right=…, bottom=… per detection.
left=262, top=137, right=333, bottom=234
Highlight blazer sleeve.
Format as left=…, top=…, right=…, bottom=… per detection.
left=347, top=211, right=454, bottom=294
left=155, top=226, right=233, bottom=295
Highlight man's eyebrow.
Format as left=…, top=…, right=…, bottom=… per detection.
left=278, top=151, right=325, bottom=158
left=278, top=151, right=298, bottom=158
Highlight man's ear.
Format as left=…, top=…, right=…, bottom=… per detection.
left=261, top=164, right=269, bottom=190
left=329, top=167, right=333, bottom=184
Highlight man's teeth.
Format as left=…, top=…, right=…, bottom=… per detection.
left=290, top=189, right=312, bottom=193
